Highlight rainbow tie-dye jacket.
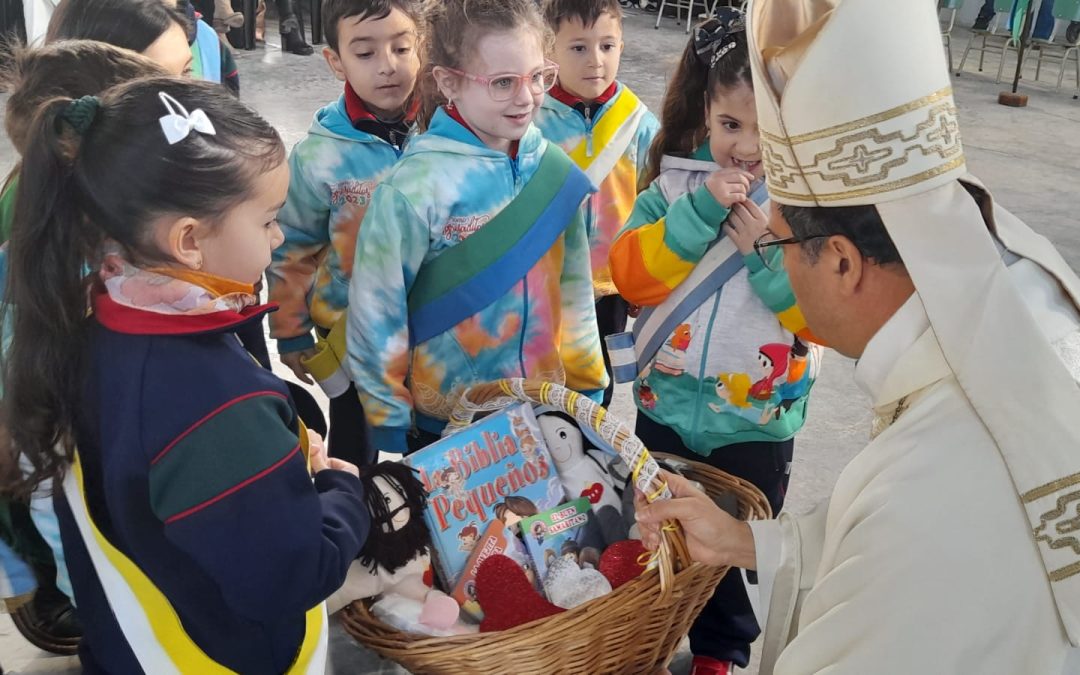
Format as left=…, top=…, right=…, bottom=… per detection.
left=347, top=108, right=608, bottom=453
left=609, top=145, right=821, bottom=454
left=533, top=83, right=658, bottom=298
left=267, top=95, right=406, bottom=354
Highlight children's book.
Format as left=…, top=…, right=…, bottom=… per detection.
left=404, top=403, right=565, bottom=587
left=451, top=519, right=536, bottom=621
left=519, top=497, right=606, bottom=599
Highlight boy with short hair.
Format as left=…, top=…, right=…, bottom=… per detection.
left=266, top=0, right=422, bottom=466
left=535, top=0, right=659, bottom=406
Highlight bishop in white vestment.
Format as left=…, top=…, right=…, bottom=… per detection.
left=637, top=0, right=1080, bottom=672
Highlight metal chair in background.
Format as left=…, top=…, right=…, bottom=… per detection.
left=940, top=0, right=966, bottom=71
left=956, top=0, right=1018, bottom=77
left=654, top=0, right=720, bottom=33
left=1025, top=0, right=1080, bottom=97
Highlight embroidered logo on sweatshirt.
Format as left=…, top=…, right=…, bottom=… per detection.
left=442, top=215, right=491, bottom=243
left=329, top=180, right=374, bottom=208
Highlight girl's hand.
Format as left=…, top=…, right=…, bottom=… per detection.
left=309, top=430, right=362, bottom=478
left=308, top=429, right=328, bottom=470
left=280, top=348, right=317, bottom=384
left=723, top=199, right=771, bottom=256
left=705, top=167, right=756, bottom=209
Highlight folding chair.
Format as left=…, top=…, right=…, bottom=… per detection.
left=655, top=0, right=720, bottom=33
left=941, top=0, right=966, bottom=71
left=1026, top=0, right=1080, bottom=97
left=956, top=0, right=1019, bottom=76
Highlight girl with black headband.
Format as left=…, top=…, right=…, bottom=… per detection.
left=609, top=10, right=822, bottom=674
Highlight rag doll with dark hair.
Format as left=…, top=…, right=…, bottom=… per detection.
left=327, top=462, right=461, bottom=631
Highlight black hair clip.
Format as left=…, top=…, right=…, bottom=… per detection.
left=694, top=8, right=746, bottom=70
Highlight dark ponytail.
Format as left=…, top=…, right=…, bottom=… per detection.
left=0, top=97, right=98, bottom=496
left=641, top=10, right=751, bottom=188
left=0, top=77, right=285, bottom=497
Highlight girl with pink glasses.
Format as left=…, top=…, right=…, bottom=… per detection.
left=346, top=0, right=607, bottom=454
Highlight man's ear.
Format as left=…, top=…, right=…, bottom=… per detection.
left=323, top=47, right=347, bottom=82
left=827, top=235, right=867, bottom=296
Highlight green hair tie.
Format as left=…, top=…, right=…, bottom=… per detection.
left=61, top=96, right=101, bottom=136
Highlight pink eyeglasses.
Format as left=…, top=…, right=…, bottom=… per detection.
left=443, top=61, right=560, bottom=102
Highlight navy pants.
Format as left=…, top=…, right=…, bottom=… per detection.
left=328, top=384, right=375, bottom=467
left=635, top=413, right=793, bottom=668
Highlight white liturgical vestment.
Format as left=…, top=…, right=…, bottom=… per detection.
left=748, top=256, right=1080, bottom=675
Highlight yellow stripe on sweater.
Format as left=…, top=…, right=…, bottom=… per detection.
left=567, top=89, right=641, bottom=167
left=69, top=455, right=327, bottom=674
left=636, top=218, right=696, bottom=291
left=71, top=456, right=236, bottom=673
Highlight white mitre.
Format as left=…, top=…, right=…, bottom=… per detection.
left=747, top=0, right=1080, bottom=645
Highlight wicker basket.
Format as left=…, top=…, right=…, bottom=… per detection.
left=341, top=379, right=770, bottom=674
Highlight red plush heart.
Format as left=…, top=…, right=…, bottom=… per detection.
left=599, top=540, right=650, bottom=589
left=476, top=554, right=564, bottom=632
left=580, top=482, right=604, bottom=504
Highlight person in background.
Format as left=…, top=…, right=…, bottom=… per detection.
left=0, top=40, right=168, bottom=657
left=268, top=0, right=422, bottom=466
left=972, top=0, right=1055, bottom=40
left=533, top=0, right=659, bottom=407
left=47, top=0, right=193, bottom=76
left=174, top=0, right=241, bottom=95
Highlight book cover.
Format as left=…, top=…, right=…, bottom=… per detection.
left=451, top=519, right=536, bottom=621
left=519, top=497, right=606, bottom=598
left=404, top=403, right=565, bottom=588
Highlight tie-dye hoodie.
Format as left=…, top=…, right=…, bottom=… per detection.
left=347, top=108, right=608, bottom=453
left=267, top=93, right=407, bottom=354
left=610, top=144, right=821, bottom=454
left=533, top=82, right=659, bottom=298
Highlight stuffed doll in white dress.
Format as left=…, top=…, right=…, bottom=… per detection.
left=536, top=411, right=627, bottom=545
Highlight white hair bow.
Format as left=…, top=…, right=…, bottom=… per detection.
left=158, top=91, right=217, bottom=145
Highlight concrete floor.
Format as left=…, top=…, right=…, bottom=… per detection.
left=2, top=7, right=1080, bottom=674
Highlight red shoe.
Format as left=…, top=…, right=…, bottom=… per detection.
left=690, top=656, right=733, bottom=675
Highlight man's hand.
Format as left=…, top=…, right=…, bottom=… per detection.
left=308, top=429, right=360, bottom=478
left=705, top=167, right=756, bottom=209
left=724, top=199, right=771, bottom=255
left=635, top=471, right=757, bottom=570
left=280, top=348, right=318, bottom=384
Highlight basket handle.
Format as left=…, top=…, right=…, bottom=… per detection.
left=445, top=379, right=692, bottom=597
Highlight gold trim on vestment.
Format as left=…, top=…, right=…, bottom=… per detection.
left=767, top=155, right=966, bottom=203
left=1023, top=471, right=1080, bottom=503
left=760, top=86, right=956, bottom=145
left=1050, top=561, right=1080, bottom=582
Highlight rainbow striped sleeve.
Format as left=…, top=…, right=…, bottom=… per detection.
left=609, top=182, right=730, bottom=307
left=744, top=246, right=821, bottom=343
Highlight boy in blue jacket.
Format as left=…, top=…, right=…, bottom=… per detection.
left=267, top=0, right=422, bottom=466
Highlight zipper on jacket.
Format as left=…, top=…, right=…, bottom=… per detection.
left=688, top=293, right=723, bottom=451
left=583, top=107, right=596, bottom=235
left=585, top=107, right=594, bottom=158
left=509, top=155, right=522, bottom=189
left=518, top=277, right=529, bottom=376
